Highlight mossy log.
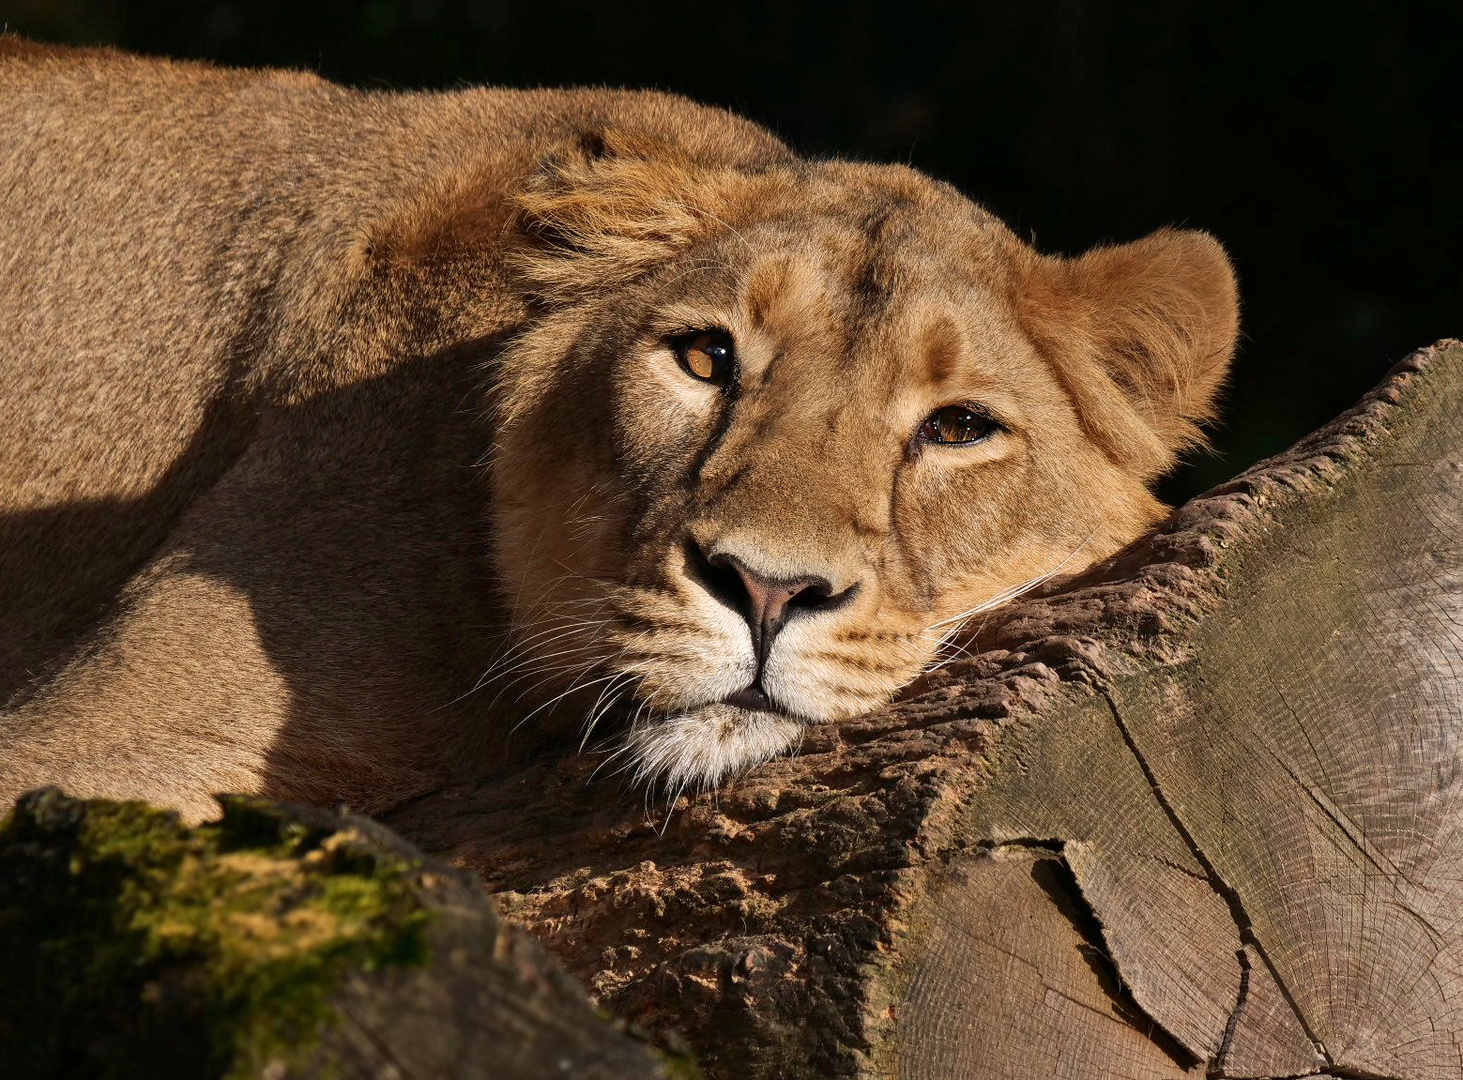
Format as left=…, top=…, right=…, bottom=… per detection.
left=0, top=789, right=689, bottom=1079
left=383, top=339, right=1463, bottom=1079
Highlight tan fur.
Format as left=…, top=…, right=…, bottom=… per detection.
left=0, top=38, right=1239, bottom=821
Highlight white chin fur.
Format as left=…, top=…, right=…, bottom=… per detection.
left=622, top=704, right=804, bottom=796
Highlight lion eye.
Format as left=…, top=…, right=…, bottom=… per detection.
left=673, top=330, right=736, bottom=388
left=918, top=404, right=1000, bottom=445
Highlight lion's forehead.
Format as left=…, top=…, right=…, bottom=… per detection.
left=736, top=189, right=1011, bottom=298
left=686, top=185, right=1025, bottom=367
left=695, top=234, right=1036, bottom=418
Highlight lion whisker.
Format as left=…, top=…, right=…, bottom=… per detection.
left=466, top=622, right=609, bottom=694
left=579, top=670, right=639, bottom=750
left=918, top=531, right=1099, bottom=675
left=508, top=668, right=626, bottom=736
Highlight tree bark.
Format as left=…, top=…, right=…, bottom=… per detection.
left=386, top=339, right=1463, bottom=1080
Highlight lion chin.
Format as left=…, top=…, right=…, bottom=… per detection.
left=618, top=705, right=807, bottom=797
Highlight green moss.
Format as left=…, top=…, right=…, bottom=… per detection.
left=0, top=790, right=432, bottom=1080
left=656, top=1049, right=709, bottom=1079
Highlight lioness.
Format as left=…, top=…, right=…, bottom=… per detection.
left=0, top=38, right=1238, bottom=823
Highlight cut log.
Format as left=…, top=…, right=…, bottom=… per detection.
left=387, top=339, right=1463, bottom=1080
left=0, top=789, right=688, bottom=1079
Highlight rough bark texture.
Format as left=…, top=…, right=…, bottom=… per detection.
left=385, top=339, right=1463, bottom=1080
left=0, top=789, right=686, bottom=1080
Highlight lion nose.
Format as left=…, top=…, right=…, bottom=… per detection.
left=712, top=552, right=831, bottom=648
left=688, top=541, right=857, bottom=663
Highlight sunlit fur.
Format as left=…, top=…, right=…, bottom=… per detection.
left=491, top=138, right=1239, bottom=795
left=0, top=41, right=1236, bottom=818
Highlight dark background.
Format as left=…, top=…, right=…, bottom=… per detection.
left=7, top=0, right=1459, bottom=500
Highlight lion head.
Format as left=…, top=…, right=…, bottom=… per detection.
left=488, top=128, right=1237, bottom=794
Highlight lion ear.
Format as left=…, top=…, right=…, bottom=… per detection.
left=515, top=126, right=743, bottom=301
left=1016, top=228, right=1239, bottom=480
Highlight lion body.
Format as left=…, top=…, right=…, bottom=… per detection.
left=0, top=38, right=1237, bottom=821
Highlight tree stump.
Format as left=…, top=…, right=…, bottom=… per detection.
left=386, top=339, right=1463, bottom=1079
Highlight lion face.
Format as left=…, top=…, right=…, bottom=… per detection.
left=490, top=140, right=1237, bottom=792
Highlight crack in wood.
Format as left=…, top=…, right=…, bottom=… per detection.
left=973, top=836, right=1065, bottom=854
left=1095, top=686, right=1333, bottom=1069
left=1213, top=947, right=1251, bottom=1078
left=992, top=840, right=1204, bottom=1071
